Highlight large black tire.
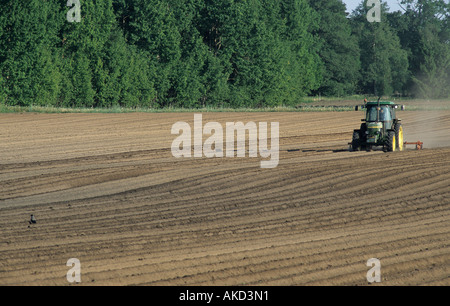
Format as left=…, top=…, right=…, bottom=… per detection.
left=394, top=122, right=404, bottom=151
left=360, top=123, right=367, bottom=135
left=385, top=130, right=396, bottom=152
left=359, top=123, right=367, bottom=151
left=351, top=131, right=361, bottom=151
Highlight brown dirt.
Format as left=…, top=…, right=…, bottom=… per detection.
left=0, top=111, right=449, bottom=286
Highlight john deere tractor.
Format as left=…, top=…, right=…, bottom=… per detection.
left=351, top=100, right=404, bottom=152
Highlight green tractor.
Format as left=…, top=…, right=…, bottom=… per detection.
left=351, top=100, right=405, bottom=152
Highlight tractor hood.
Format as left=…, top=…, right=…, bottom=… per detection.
left=367, top=122, right=383, bottom=130
left=366, top=122, right=382, bottom=143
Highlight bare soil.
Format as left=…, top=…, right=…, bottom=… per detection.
left=0, top=111, right=449, bottom=285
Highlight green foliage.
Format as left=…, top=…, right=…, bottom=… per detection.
left=351, top=1, right=410, bottom=97
left=412, top=25, right=450, bottom=99
left=394, top=0, right=450, bottom=98
left=0, top=74, right=5, bottom=103
left=309, top=0, right=361, bottom=97
left=199, top=0, right=322, bottom=107
left=0, top=0, right=62, bottom=106
left=0, top=0, right=448, bottom=108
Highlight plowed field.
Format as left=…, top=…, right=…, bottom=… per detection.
left=0, top=111, right=449, bottom=285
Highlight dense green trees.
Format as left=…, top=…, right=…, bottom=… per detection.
left=0, top=0, right=448, bottom=108
left=351, top=1, right=410, bottom=97
left=394, top=0, right=450, bottom=98
left=0, top=0, right=62, bottom=106
left=309, top=0, right=361, bottom=97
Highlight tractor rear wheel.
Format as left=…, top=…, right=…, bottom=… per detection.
left=358, top=124, right=367, bottom=151
left=351, top=131, right=361, bottom=151
left=394, top=123, right=404, bottom=151
left=386, top=130, right=396, bottom=152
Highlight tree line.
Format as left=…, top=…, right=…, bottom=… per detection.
left=0, top=0, right=448, bottom=109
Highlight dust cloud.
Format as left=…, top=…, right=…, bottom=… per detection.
left=401, top=105, right=450, bottom=149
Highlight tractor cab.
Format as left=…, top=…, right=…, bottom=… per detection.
left=364, top=102, right=397, bottom=134
left=366, top=104, right=394, bottom=123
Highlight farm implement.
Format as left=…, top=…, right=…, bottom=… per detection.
left=403, top=141, right=424, bottom=150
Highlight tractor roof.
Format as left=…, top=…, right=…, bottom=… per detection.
left=366, top=101, right=396, bottom=106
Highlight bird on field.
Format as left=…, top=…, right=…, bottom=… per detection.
left=29, top=214, right=37, bottom=224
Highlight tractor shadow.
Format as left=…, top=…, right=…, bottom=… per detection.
left=286, top=148, right=350, bottom=153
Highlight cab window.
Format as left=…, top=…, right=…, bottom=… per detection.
left=367, top=107, right=378, bottom=121
left=379, top=106, right=392, bottom=121
left=366, top=106, right=392, bottom=121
